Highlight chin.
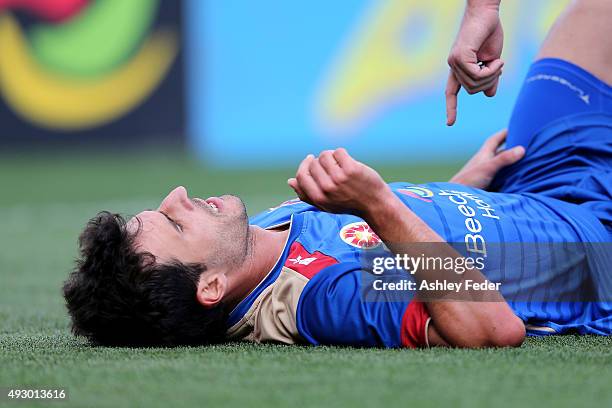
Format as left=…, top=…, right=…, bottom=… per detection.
left=224, top=195, right=247, bottom=215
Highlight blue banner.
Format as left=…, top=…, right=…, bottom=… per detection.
left=187, top=0, right=569, bottom=167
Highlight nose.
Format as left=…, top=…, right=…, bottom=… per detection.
left=158, top=186, right=195, bottom=213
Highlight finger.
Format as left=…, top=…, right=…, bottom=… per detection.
left=466, top=75, right=501, bottom=95
left=309, top=157, right=336, bottom=194
left=319, top=150, right=344, bottom=182
left=482, top=129, right=508, bottom=153
left=287, top=178, right=305, bottom=200
left=492, top=145, right=525, bottom=168
left=331, top=148, right=355, bottom=169
left=454, top=64, right=500, bottom=94
left=484, top=76, right=500, bottom=97
left=295, top=157, right=326, bottom=204
left=293, top=154, right=315, bottom=200
left=295, top=154, right=314, bottom=178
left=452, top=64, right=479, bottom=90
left=318, top=150, right=340, bottom=171
left=460, top=59, right=504, bottom=83
left=445, top=71, right=461, bottom=126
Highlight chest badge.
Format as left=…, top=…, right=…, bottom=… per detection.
left=339, top=222, right=382, bottom=249
left=397, top=186, right=434, bottom=202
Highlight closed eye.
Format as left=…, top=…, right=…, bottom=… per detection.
left=160, top=212, right=182, bottom=233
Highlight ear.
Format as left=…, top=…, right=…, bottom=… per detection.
left=196, top=272, right=228, bottom=308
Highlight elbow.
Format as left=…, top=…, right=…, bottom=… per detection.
left=459, top=314, right=525, bottom=349
left=486, top=315, right=526, bottom=348
left=436, top=305, right=526, bottom=349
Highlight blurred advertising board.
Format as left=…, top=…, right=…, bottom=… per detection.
left=187, top=0, right=569, bottom=167
left=0, top=0, right=184, bottom=148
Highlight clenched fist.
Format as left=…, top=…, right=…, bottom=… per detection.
left=287, top=149, right=391, bottom=216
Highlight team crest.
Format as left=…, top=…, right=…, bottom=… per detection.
left=339, top=222, right=382, bottom=249
left=398, top=186, right=434, bottom=202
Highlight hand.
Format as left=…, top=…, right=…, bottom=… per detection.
left=450, top=129, right=524, bottom=189
left=287, top=149, right=391, bottom=216
left=446, top=4, right=504, bottom=126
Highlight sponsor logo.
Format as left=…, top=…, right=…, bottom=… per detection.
left=438, top=189, right=500, bottom=257
left=288, top=255, right=317, bottom=266
left=339, top=221, right=382, bottom=249
left=397, top=186, right=434, bottom=202
left=284, top=242, right=338, bottom=279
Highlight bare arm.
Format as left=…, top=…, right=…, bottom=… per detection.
left=364, top=187, right=524, bottom=347
left=288, top=149, right=525, bottom=348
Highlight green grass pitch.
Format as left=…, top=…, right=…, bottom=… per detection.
left=1, top=153, right=610, bottom=408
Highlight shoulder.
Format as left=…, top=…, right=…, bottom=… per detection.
left=296, top=263, right=430, bottom=348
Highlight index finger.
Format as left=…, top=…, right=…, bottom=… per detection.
left=445, top=71, right=461, bottom=126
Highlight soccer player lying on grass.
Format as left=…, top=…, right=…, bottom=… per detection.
left=63, top=0, right=611, bottom=348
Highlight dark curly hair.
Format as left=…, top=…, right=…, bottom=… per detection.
left=63, top=211, right=227, bottom=347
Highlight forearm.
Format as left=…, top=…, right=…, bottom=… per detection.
left=364, top=190, right=523, bottom=347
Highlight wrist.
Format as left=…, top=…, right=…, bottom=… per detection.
left=362, top=188, right=404, bottom=229
left=449, top=175, right=466, bottom=185
left=467, top=0, right=500, bottom=11
left=450, top=172, right=470, bottom=186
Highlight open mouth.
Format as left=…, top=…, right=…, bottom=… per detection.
left=201, top=196, right=224, bottom=214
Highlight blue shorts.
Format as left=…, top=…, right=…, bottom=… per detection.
left=491, top=58, right=612, bottom=236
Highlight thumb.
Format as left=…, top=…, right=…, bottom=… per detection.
left=287, top=178, right=306, bottom=201
left=493, top=146, right=525, bottom=168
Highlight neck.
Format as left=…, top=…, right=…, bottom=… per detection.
left=223, top=225, right=289, bottom=309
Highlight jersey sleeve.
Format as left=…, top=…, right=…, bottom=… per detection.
left=295, top=262, right=430, bottom=348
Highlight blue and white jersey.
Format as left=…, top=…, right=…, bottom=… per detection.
left=225, top=183, right=612, bottom=348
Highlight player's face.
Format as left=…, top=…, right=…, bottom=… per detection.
left=128, top=186, right=250, bottom=268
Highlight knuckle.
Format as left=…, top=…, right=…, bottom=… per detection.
left=344, top=165, right=357, bottom=177
left=319, top=181, right=335, bottom=194
left=333, top=172, right=348, bottom=184
left=311, top=192, right=325, bottom=204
